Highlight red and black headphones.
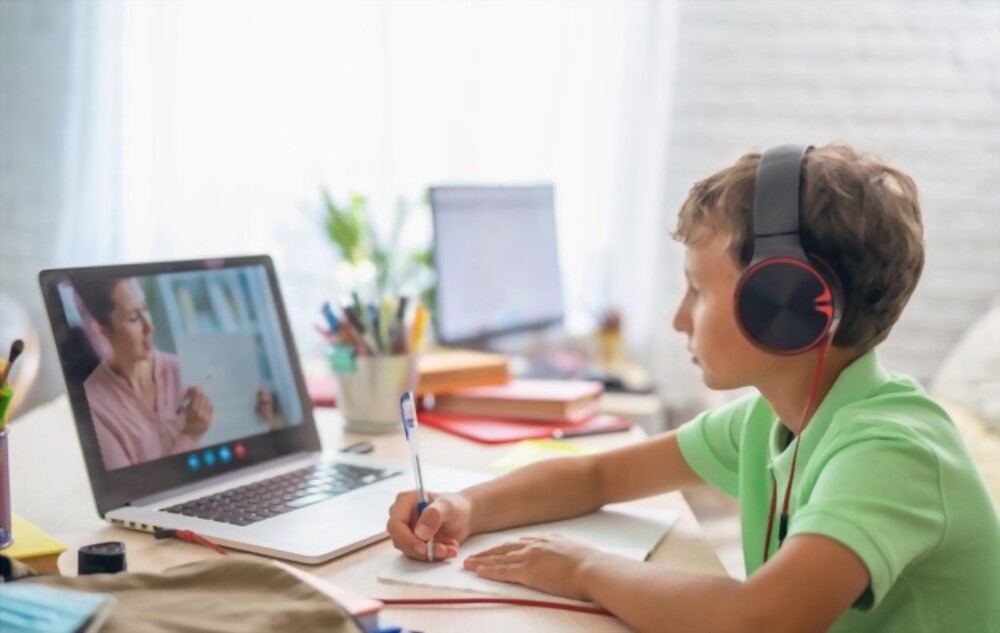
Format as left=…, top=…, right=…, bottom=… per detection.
left=735, top=144, right=843, bottom=354
left=735, top=145, right=845, bottom=564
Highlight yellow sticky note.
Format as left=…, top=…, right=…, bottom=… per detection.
left=0, top=514, right=68, bottom=558
left=490, top=439, right=597, bottom=471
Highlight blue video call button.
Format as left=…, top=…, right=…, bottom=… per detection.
left=187, top=453, right=201, bottom=471
left=218, top=445, right=232, bottom=464
left=202, top=449, right=217, bottom=467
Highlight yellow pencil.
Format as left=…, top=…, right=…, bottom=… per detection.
left=410, top=303, right=428, bottom=352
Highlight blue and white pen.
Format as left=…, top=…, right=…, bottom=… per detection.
left=400, top=390, right=434, bottom=562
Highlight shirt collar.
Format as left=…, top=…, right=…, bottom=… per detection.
left=768, top=349, right=890, bottom=467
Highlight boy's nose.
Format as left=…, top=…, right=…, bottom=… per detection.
left=672, top=304, right=690, bottom=334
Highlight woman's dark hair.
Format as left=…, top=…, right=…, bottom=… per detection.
left=74, top=278, right=127, bottom=327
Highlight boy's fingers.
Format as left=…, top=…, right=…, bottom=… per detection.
left=432, top=541, right=459, bottom=560
left=386, top=517, right=430, bottom=559
left=413, top=503, right=447, bottom=540
left=473, top=562, right=527, bottom=583
left=464, top=549, right=527, bottom=569
left=468, top=540, right=527, bottom=559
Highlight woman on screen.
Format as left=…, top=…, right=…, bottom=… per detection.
left=75, top=277, right=217, bottom=470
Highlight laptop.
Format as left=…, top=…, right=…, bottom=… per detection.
left=39, top=255, right=477, bottom=564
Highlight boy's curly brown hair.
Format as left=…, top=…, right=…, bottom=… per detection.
left=674, top=144, right=924, bottom=350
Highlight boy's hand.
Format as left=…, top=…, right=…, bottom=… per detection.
left=386, top=490, right=472, bottom=561
left=463, top=536, right=604, bottom=601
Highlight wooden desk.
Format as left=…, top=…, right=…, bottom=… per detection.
left=10, top=397, right=727, bottom=632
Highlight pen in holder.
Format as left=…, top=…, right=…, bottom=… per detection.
left=331, top=348, right=418, bottom=434
left=0, top=385, right=13, bottom=549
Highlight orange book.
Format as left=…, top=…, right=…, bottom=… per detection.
left=431, top=379, right=604, bottom=423
left=416, top=349, right=510, bottom=395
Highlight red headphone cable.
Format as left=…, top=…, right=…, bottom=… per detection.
left=762, top=333, right=834, bottom=564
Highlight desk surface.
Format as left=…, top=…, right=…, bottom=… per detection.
left=9, top=397, right=727, bottom=632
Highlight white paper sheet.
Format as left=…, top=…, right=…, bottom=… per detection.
left=377, top=504, right=677, bottom=603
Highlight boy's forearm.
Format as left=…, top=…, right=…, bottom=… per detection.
left=462, top=456, right=603, bottom=535
left=578, top=554, right=761, bottom=633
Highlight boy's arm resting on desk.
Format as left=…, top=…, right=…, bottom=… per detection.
left=389, top=430, right=702, bottom=558
left=575, top=533, right=867, bottom=633
left=465, top=430, right=701, bottom=535
left=593, top=429, right=704, bottom=504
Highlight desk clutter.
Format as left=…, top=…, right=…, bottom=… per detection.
left=306, top=331, right=633, bottom=442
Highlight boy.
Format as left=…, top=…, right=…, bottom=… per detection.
left=387, top=145, right=1000, bottom=633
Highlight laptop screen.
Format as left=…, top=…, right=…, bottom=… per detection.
left=40, top=256, right=321, bottom=514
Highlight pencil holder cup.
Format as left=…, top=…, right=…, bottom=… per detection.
left=331, top=351, right=417, bottom=434
left=0, top=427, right=12, bottom=550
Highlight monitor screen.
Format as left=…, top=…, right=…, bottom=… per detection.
left=430, top=185, right=564, bottom=344
left=40, top=257, right=320, bottom=513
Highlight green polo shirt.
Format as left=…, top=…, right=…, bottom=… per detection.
left=677, top=350, right=1000, bottom=632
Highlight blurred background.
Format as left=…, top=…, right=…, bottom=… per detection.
left=1, top=0, right=998, bottom=425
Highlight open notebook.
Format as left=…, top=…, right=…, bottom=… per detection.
left=378, top=504, right=677, bottom=605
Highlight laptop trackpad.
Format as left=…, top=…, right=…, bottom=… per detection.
left=257, top=488, right=396, bottom=542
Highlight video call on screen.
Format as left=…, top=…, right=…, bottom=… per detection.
left=56, top=266, right=304, bottom=471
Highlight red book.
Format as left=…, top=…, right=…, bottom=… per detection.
left=306, top=375, right=338, bottom=408
left=419, top=411, right=630, bottom=444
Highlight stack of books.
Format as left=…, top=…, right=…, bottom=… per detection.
left=421, top=378, right=631, bottom=444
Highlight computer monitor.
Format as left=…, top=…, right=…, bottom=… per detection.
left=430, top=185, right=564, bottom=346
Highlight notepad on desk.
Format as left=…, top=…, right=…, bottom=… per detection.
left=431, top=379, right=603, bottom=422
left=377, top=505, right=677, bottom=605
left=0, top=514, right=68, bottom=575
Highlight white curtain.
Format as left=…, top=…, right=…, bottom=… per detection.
left=0, top=0, right=123, bottom=411
left=118, top=0, right=680, bottom=360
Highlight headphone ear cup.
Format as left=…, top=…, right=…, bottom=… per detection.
left=735, top=258, right=838, bottom=355
left=806, top=254, right=844, bottom=325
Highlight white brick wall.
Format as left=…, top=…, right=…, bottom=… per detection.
left=653, top=0, right=1000, bottom=409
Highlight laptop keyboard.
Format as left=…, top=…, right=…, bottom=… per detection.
left=161, top=461, right=401, bottom=526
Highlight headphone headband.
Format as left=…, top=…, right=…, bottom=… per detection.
left=753, top=144, right=810, bottom=236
